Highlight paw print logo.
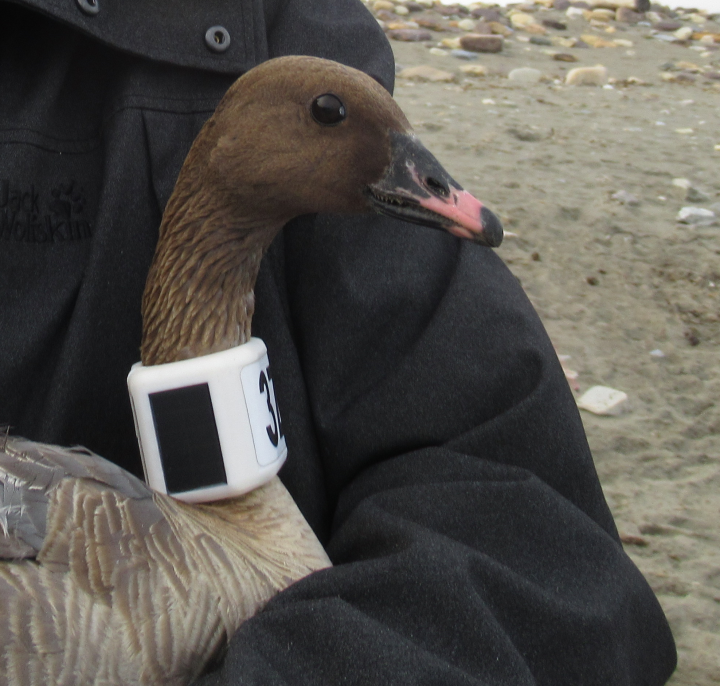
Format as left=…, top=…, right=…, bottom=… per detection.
left=49, top=180, right=86, bottom=221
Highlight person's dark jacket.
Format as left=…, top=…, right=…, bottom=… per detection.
left=0, top=0, right=676, bottom=683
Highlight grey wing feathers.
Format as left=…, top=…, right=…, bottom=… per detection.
left=0, top=434, right=331, bottom=685
left=0, top=434, right=151, bottom=559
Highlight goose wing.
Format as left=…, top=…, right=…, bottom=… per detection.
left=0, top=435, right=329, bottom=685
left=0, top=434, right=152, bottom=559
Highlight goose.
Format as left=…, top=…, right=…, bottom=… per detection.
left=0, top=56, right=503, bottom=685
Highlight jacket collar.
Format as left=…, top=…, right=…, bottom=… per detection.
left=14, top=0, right=271, bottom=73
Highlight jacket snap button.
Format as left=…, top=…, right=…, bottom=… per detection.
left=76, top=0, right=99, bottom=15
left=205, top=26, right=231, bottom=53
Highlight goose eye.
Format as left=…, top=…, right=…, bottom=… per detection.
left=311, top=94, right=346, bottom=126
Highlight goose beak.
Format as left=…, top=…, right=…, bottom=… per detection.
left=365, top=131, right=503, bottom=248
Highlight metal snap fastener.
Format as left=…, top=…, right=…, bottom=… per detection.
left=76, top=0, right=99, bottom=16
left=205, top=26, right=231, bottom=53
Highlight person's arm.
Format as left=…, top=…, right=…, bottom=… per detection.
left=188, top=2, right=676, bottom=683
left=194, top=211, right=676, bottom=685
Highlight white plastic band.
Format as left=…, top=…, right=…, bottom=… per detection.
left=127, top=338, right=287, bottom=503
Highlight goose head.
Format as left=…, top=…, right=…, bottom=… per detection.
left=142, top=56, right=502, bottom=366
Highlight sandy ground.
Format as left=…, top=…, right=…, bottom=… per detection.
left=383, top=5, right=720, bottom=683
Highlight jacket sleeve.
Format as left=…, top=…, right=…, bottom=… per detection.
left=194, top=1, right=675, bottom=683
left=194, top=211, right=676, bottom=686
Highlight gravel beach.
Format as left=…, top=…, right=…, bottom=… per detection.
left=371, top=0, right=720, bottom=682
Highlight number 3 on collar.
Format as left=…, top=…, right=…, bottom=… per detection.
left=127, top=338, right=287, bottom=503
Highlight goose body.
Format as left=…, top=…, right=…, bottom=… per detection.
left=0, top=56, right=502, bottom=685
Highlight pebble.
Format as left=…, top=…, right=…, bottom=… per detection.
left=676, top=207, right=716, bottom=225
left=472, top=7, right=504, bottom=22
left=565, top=64, right=609, bottom=86
left=459, top=34, right=504, bottom=53
left=566, top=7, right=586, bottom=19
left=660, top=72, right=696, bottom=83
left=457, top=18, right=476, bottom=31
left=543, top=19, right=568, bottom=30
left=581, top=34, right=618, bottom=48
left=587, top=0, right=635, bottom=7
left=451, top=49, right=479, bottom=60
left=394, top=4, right=410, bottom=15
left=373, top=0, right=395, bottom=10
left=615, top=7, right=642, bottom=23
left=551, top=36, right=580, bottom=48
left=530, top=36, right=553, bottom=45
left=397, top=65, right=456, bottom=82
left=429, top=47, right=449, bottom=56
left=686, top=187, right=711, bottom=203
left=488, top=21, right=514, bottom=37
left=510, top=12, right=538, bottom=29
left=589, top=8, right=615, bottom=21
left=459, top=64, right=489, bottom=76
left=524, top=24, right=549, bottom=35
left=670, top=179, right=710, bottom=203
left=649, top=349, right=666, bottom=358
left=553, top=52, right=578, bottom=61
left=578, top=386, right=629, bottom=416
left=508, top=67, right=544, bottom=83
left=388, top=28, right=433, bottom=41
left=653, top=19, right=683, bottom=31
left=611, top=190, right=640, bottom=205
left=416, top=17, right=446, bottom=31
left=675, top=61, right=701, bottom=72
left=674, top=26, right=694, bottom=41
left=441, top=37, right=462, bottom=49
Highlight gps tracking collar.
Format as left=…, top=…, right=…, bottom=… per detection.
left=127, top=338, right=286, bottom=503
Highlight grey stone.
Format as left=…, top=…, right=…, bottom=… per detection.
left=653, top=20, right=683, bottom=31
left=451, top=49, right=479, bottom=60
left=508, top=67, right=543, bottom=84
left=459, top=34, right=504, bottom=53
left=686, top=187, right=711, bottom=203
left=543, top=18, right=568, bottom=30
left=388, top=28, right=433, bottom=41
left=676, top=207, right=716, bottom=225
left=611, top=190, right=641, bottom=205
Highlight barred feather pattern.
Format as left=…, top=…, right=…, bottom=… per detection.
left=0, top=435, right=331, bottom=686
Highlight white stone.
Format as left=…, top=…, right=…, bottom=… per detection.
left=429, top=47, right=449, bottom=56
left=676, top=207, right=716, bottom=224
left=458, top=18, right=476, bottom=31
left=650, top=349, right=666, bottom=358
left=394, top=4, right=409, bottom=15
left=578, top=386, right=629, bottom=416
left=510, top=12, right=538, bottom=28
left=565, top=64, right=608, bottom=86
left=674, top=26, right=694, bottom=40
left=672, top=178, right=692, bottom=189
left=508, top=67, right=543, bottom=83
left=566, top=7, right=586, bottom=19
left=588, top=0, right=634, bottom=7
